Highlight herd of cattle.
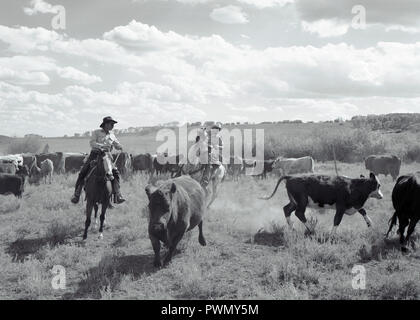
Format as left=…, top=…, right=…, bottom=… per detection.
left=0, top=150, right=419, bottom=263
left=0, top=151, right=404, bottom=199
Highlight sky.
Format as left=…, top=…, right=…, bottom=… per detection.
left=0, top=0, right=419, bottom=137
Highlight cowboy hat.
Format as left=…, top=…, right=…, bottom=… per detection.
left=100, top=116, right=118, bottom=128
left=212, top=123, right=222, bottom=130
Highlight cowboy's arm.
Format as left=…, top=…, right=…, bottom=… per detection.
left=112, top=134, right=123, bottom=150
left=90, top=130, right=106, bottom=150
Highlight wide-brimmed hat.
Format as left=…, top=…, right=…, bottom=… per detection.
left=212, top=123, right=222, bottom=130
left=100, top=116, right=118, bottom=128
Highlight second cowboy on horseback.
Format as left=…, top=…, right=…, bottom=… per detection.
left=70, top=116, right=126, bottom=204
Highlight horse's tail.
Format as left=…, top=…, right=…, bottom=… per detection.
left=259, top=176, right=290, bottom=200
left=386, top=211, right=398, bottom=238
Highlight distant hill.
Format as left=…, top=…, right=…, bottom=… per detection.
left=0, top=135, right=11, bottom=142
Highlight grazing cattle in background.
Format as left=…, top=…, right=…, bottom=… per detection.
left=0, top=162, right=17, bottom=175
left=260, top=173, right=383, bottom=234
left=272, top=156, right=314, bottom=176
left=112, top=152, right=131, bottom=178
left=165, top=154, right=184, bottom=178
left=365, top=155, right=401, bottom=181
left=22, top=154, right=36, bottom=168
left=251, top=159, right=275, bottom=179
left=153, top=153, right=166, bottom=176
left=40, top=159, right=54, bottom=184
left=227, top=156, right=243, bottom=181
left=36, top=152, right=65, bottom=174
left=0, top=174, right=24, bottom=198
left=132, top=153, right=154, bottom=175
left=386, top=173, right=420, bottom=252
left=64, top=153, right=88, bottom=173
left=145, top=176, right=207, bottom=267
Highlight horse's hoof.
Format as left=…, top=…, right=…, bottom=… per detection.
left=82, top=235, right=87, bottom=241
left=99, top=233, right=103, bottom=239
left=199, top=237, right=207, bottom=246
left=154, top=260, right=162, bottom=268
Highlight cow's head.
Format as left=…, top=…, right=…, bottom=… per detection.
left=145, top=182, right=177, bottom=238
left=367, top=172, right=383, bottom=199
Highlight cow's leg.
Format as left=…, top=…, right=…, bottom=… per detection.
left=398, top=216, right=409, bottom=252
left=83, top=201, right=94, bottom=240
left=295, top=204, right=312, bottom=234
left=331, top=207, right=346, bottom=236
left=358, top=208, right=372, bottom=227
left=283, top=202, right=296, bottom=229
left=150, top=234, right=162, bottom=267
left=164, top=227, right=187, bottom=265
left=403, top=217, right=419, bottom=251
left=98, top=203, right=107, bottom=239
left=198, top=220, right=206, bottom=246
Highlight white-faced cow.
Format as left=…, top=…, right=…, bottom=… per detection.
left=365, top=155, right=401, bottom=181
left=386, top=173, right=420, bottom=252
left=260, top=173, right=383, bottom=234
left=272, top=156, right=314, bottom=176
left=145, top=176, right=207, bottom=267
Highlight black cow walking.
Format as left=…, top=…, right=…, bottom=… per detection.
left=387, top=173, right=420, bottom=252
left=260, top=173, right=383, bottom=234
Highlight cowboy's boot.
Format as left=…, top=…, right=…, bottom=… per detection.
left=71, top=183, right=83, bottom=204
left=112, top=169, right=126, bottom=204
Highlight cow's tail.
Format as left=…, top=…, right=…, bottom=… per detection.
left=259, top=176, right=290, bottom=200
left=386, top=211, right=398, bottom=238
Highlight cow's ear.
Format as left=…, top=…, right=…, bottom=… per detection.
left=170, top=183, right=177, bottom=194
left=369, top=172, right=375, bottom=180
left=145, top=185, right=153, bottom=200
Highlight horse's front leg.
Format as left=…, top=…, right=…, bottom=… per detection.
left=93, top=204, right=99, bottom=229
left=83, top=200, right=94, bottom=240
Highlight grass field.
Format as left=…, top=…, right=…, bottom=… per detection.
left=1, top=161, right=420, bottom=300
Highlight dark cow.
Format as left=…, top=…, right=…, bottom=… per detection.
left=36, top=152, right=65, bottom=174
left=165, top=154, right=184, bottom=178
left=365, top=155, right=401, bottom=181
left=113, top=152, right=131, bottom=178
left=386, top=173, right=420, bottom=252
left=0, top=174, right=24, bottom=198
left=154, top=153, right=184, bottom=177
left=153, top=153, right=166, bottom=176
left=145, top=176, right=207, bottom=267
left=64, top=153, right=87, bottom=173
left=132, top=153, right=154, bottom=174
left=260, top=173, right=383, bottom=234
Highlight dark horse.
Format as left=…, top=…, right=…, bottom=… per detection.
left=83, top=150, right=113, bottom=240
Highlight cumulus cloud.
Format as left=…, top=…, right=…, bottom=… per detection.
left=56, top=67, right=102, bottom=85
left=296, top=0, right=420, bottom=36
left=301, top=19, right=349, bottom=38
left=210, top=6, right=249, bottom=24
left=1, top=18, right=420, bottom=135
left=23, top=0, right=59, bottom=15
left=237, top=0, right=294, bottom=9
